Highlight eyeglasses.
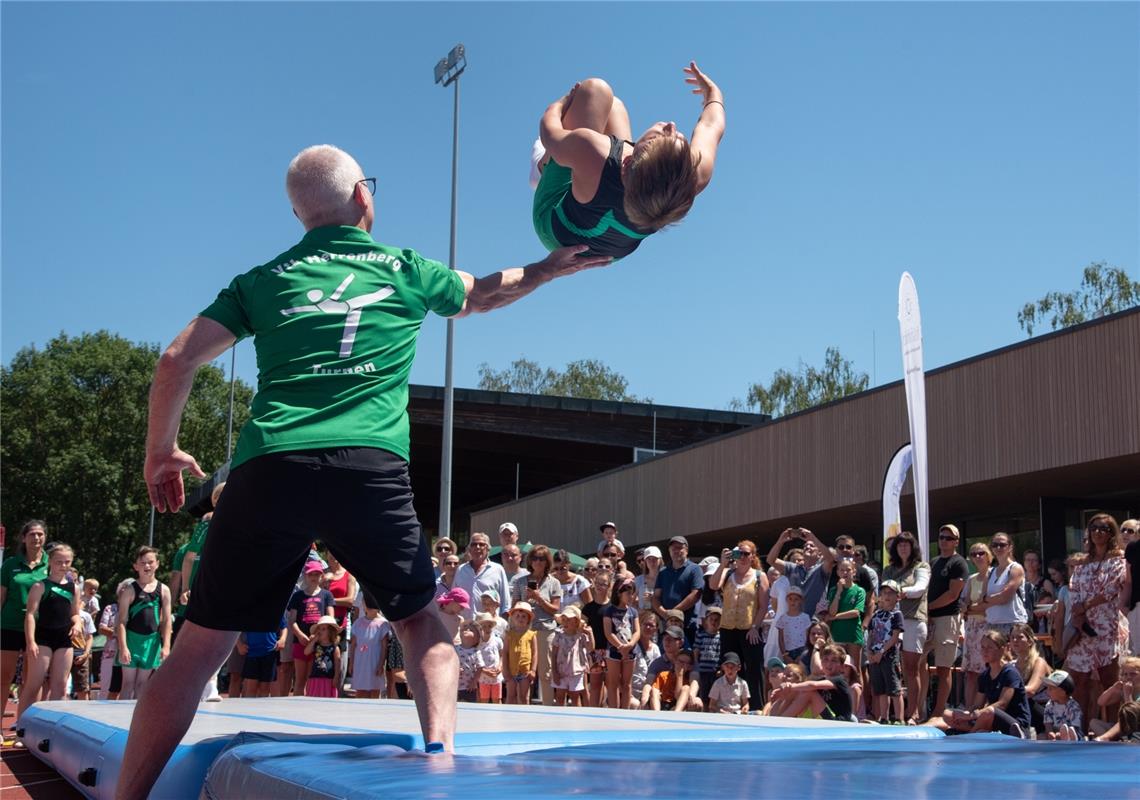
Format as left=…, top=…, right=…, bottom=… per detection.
left=1088, top=524, right=1111, bottom=533
left=1122, top=528, right=1137, bottom=535
left=598, top=565, right=613, bottom=571
left=836, top=544, right=854, bottom=551
left=584, top=566, right=597, bottom=572
left=990, top=542, right=1009, bottom=549
left=969, top=552, right=988, bottom=558
left=938, top=535, right=958, bottom=541
left=469, top=542, right=489, bottom=549
left=357, top=177, right=376, bottom=196
left=434, top=546, right=452, bottom=553
left=443, top=560, right=459, bottom=567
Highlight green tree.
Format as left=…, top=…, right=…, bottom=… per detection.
left=1017, top=262, right=1140, bottom=336
left=739, top=346, right=868, bottom=417
left=1, top=331, right=253, bottom=594
left=477, top=357, right=645, bottom=402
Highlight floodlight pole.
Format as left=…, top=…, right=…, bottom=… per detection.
left=434, top=44, right=466, bottom=541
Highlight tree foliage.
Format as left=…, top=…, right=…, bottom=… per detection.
left=740, top=347, right=868, bottom=417
left=477, top=357, right=645, bottom=402
left=1, top=331, right=253, bottom=595
left=1017, top=262, right=1140, bottom=336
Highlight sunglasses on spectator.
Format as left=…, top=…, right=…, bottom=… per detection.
left=598, top=565, right=613, bottom=571
left=1088, top=524, right=1111, bottom=533
left=990, top=542, right=1009, bottom=548
left=938, top=534, right=958, bottom=541
left=969, top=551, right=988, bottom=557
left=835, top=544, right=854, bottom=551
left=1122, top=527, right=1137, bottom=534
left=435, top=545, right=452, bottom=553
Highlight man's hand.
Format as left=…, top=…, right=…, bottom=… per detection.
left=146, top=447, right=206, bottom=513
left=539, top=245, right=612, bottom=281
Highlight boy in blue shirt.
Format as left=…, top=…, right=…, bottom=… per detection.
left=237, top=615, right=288, bottom=698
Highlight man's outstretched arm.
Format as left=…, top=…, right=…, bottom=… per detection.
left=685, top=61, right=726, bottom=194
left=453, top=245, right=611, bottom=318
left=146, top=316, right=236, bottom=512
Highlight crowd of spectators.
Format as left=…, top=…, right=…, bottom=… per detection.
left=3, top=513, right=1138, bottom=748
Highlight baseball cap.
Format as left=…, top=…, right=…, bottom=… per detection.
left=499, top=522, right=518, bottom=535
left=474, top=611, right=496, bottom=626
left=559, top=605, right=582, bottom=620
left=722, top=652, right=741, bottom=666
left=786, top=585, right=804, bottom=597
left=435, top=587, right=470, bottom=609
left=939, top=524, right=961, bottom=539
left=642, top=545, right=663, bottom=559
left=1043, top=670, right=1075, bottom=694
left=480, top=589, right=500, bottom=604
left=664, top=626, right=685, bottom=640
left=599, top=521, right=618, bottom=532
left=669, top=536, right=689, bottom=547
left=880, top=579, right=901, bottom=594
left=766, top=656, right=787, bottom=670
left=665, top=609, right=685, bottom=622
left=303, top=561, right=325, bottom=574
left=704, top=606, right=723, bottom=617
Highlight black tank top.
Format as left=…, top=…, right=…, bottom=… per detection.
left=552, top=135, right=653, bottom=259
left=37, top=578, right=76, bottom=632
left=125, top=580, right=161, bottom=635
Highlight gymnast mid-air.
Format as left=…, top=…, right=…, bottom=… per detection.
left=530, top=61, right=726, bottom=260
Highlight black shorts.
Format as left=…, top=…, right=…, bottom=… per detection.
left=34, top=627, right=73, bottom=652
left=242, top=652, right=279, bottom=684
left=186, top=448, right=434, bottom=631
left=1, top=627, right=25, bottom=652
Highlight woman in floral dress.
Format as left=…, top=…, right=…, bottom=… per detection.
left=1065, top=513, right=1131, bottom=725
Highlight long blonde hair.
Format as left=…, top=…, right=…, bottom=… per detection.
left=1010, top=622, right=1041, bottom=679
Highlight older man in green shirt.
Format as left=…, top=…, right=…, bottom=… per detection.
left=115, top=144, right=609, bottom=800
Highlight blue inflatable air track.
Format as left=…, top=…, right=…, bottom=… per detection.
left=17, top=698, right=1137, bottom=799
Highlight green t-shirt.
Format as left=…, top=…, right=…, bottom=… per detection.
left=1, top=552, right=49, bottom=631
left=200, top=226, right=465, bottom=468
left=173, top=518, right=211, bottom=616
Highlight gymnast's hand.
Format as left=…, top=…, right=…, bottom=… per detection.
left=146, top=447, right=206, bottom=513
left=684, top=61, right=721, bottom=106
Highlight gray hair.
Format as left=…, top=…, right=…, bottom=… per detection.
left=286, top=145, right=366, bottom=229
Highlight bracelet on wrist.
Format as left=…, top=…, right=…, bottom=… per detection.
left=703, top=99, right=724, bottom=110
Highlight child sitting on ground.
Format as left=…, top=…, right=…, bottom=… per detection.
left=652, top=648, right=702, bottom=712
left=708, top=652, right=750, bottom=714
left=769, top=643, right=856, bottom=722
left=1042, top=670, right=1083, bottom=740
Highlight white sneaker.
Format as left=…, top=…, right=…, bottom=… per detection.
left=1009, top=723, right=1025, bottom=739
left=202, top=675, right=222, bottom=703
left=528, top=138, right=545, bottom=190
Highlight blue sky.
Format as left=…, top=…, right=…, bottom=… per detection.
left=3, top=2, right=1137, bottom=411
